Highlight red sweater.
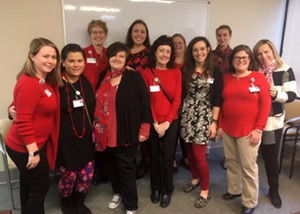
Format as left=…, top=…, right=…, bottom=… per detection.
left=83, top=44, right=108, bottom=91
left=219, top=72, right=271, bottom=137
left=142, top=67, right=182, bottom=123
left=6, top=74, right=60, bottom=169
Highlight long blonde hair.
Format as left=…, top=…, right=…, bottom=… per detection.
left=253, top=39, right=284, bottom=70
left=17, top=38, right=62, bottom=86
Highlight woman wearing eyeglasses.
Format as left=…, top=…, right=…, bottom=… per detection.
left=217, top=45, right=271, bottom=214
left=83, top=20, right=109, bottom=186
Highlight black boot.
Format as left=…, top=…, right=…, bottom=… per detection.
left=74, top=191, right=92, bottom=214
left=61, top=195, right=78, bottom=214
left=269, top=188, right=282, bottom=208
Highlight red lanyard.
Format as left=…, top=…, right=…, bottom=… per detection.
left=64, top=76, right=86, bottom=138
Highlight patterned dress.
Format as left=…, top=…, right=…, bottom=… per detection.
left=180, top=73, right=212, bottom=145
left=127, top=48, right=150, bottom=73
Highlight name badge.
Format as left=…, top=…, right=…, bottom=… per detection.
left=87, top=57, right=97, bottom=64
left=44, top=89, right=52, bottom=97
left=150, top=85, right=160, bottom=92
left=207, top=77, right=214, bottom=84
left=249, top=86, right=260, bottom=93
left=73, top=99, right=84, bottom=108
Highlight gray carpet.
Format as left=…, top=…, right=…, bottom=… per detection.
left=1, top=142, right=299, bottom=214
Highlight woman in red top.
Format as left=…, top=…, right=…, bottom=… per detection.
left=6, top=38, right=62, bottom=214
left=83, top=19, right=109, bottom=186
left=125, top=19, right=151, bottom=180
left=218, top=45, right=271, bottom=214
left=83, top=20, right=109, bottom=91
left=142, top=35, right=182, bottom=208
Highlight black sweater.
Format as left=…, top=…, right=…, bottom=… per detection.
left=56, top=75, right=95, bottom=169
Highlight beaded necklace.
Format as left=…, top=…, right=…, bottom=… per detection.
left=64, top=76, right=86, bottom=138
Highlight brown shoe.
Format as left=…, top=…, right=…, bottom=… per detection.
left=183, top=183, right=199, bottom=193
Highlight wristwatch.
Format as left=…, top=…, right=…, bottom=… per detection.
left=28, top=150, right=39, bottom=157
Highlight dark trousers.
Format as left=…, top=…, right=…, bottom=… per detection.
left=6, top=145, right=49, bottom=214
left=106, top=144, right=138, bottom=210
left=260, top=128, right=282, bottom=190
left=93, top=150, right=109, bottom=182
left=149, top=119, right=179, bottom=195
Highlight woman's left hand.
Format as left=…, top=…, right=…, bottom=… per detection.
left=208, top=123, right=217, bottom=139
left=156, top=121, right=170, bottom=134
left=138, top=135, right=148, bottom=142
left=247, top=129, right=262, bottom=146
left=269, top=86, right=277, bottom=98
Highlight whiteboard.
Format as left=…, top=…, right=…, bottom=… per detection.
left=62, top=0, right=209, bottom=47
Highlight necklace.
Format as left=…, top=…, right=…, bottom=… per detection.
left=64, top=76, right=86, bottom=138
left=233, top=71, right=251, bottom=80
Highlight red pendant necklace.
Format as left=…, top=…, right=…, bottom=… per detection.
left=64, top=76, right=86, bottom=138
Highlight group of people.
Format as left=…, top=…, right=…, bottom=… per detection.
left=5, top=19, right=297, bottom=214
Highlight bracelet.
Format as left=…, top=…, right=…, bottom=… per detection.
left=211, top=119, right=218, bottom=124
left=255, top=129, right=262, bottom=133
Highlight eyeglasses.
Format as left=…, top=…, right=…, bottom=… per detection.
left=233, top=56, right=249, bottom=61
left=91, top=31, right=105, bottom=35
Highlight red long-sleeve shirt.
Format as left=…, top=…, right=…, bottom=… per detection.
left=6, top=74, right=60, bottom=169
left=142, top=67, right=182, bottom=123
left=219, top=72, right=271, bottom=137
left=83, top=44, right=108, bottom=91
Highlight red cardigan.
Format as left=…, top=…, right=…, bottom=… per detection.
left=142, top=67, right=182, bottom=123
left=83, top=44, right=108, bottom=91
left=219, top=72, right=271, bottom=137
left=6, top=74, right=60, bottom=169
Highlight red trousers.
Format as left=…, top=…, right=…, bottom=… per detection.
left=185, top=143, right=209, bottom=190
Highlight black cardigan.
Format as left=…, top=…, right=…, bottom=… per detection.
left=181, top=66, right=223, bottom=109
left=97, top=69, right=153, bottom=146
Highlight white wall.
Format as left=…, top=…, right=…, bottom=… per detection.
left=0, top=0, right=287, bottom=171
left=207, top=0, right=286, bottom=50
left=0, top=0, right=64, bottom=172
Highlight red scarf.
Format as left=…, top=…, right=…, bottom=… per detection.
left=94, top=68, right=124, bottom=151
left=258, top=60, right=276, bottom=85
left=213, top=45, right=232, bottom=73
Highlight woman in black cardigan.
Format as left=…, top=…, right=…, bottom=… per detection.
left=93, top=42, right=153, bottom=214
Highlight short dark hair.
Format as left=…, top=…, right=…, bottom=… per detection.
left=61, top=44, right=85, bottom=72
left=148, top=35, right=175, bottom=68
left=229, top=45, right=254, bottom=73
left=106, top=42, right=130, bottom=62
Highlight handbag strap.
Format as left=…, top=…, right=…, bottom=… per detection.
left=150, top=68, right=172, bottom=104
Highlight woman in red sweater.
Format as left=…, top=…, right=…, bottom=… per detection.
left=142, top=35, right=182, bottom=208
left=83, top=19, right=109, bottom=186
left=218, top=45, right=271, bottom=214
left=6, top=38, right=62, bottom=214
left=83, top=19, right=109, bottom=91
